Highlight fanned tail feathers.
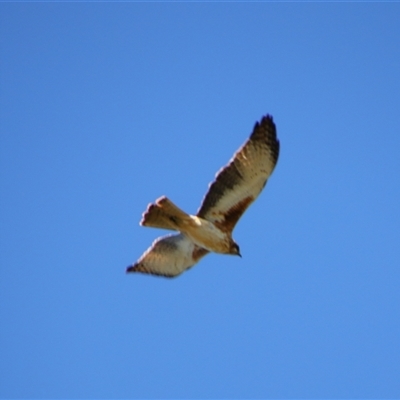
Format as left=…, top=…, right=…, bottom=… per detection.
left=140, top=196, right=190, bottom=231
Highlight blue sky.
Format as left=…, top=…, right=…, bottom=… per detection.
left=1, top=3, right=399, bottom=398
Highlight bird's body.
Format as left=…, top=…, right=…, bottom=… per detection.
left=127, top=114, right=280, bottom=278
left=141, top=196, right=237, bottom=255
left=184, top=215, right=234, bottom=254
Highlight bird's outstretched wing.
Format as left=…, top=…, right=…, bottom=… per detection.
left=126, top=233, right=209, bottom=278
left=197, top=114, right=279, bottom=232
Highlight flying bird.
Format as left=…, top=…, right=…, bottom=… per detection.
left=127, top=114, right=280, bottom=277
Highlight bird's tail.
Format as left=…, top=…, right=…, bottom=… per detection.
left=140, top=196, right=191, bottom=231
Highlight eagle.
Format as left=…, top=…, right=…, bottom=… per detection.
left=127, top=114, right=280, bottom=277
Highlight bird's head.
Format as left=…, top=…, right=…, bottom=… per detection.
left=229, top=241, right=242, bottom=257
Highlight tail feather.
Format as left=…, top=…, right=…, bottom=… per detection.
left=140, top=196, right=190, bottom=231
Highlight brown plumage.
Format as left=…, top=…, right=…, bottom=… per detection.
left=127, top=114, right=280, bottom=278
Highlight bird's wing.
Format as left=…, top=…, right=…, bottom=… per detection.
left=127, top=233, right=209, bottom=278
left=197, top=114, right=279, bottom=232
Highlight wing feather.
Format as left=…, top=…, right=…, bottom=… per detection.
left=196, top=114, right=279, bottom=232
left=127, top=233, right=209, bottom=278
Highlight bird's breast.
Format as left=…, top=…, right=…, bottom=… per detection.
left=182, top=216, right=231, bottom=253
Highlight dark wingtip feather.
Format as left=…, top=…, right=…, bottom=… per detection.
left=126, top=264, right=136, bottom=273
left=253, top=113, right=279, bottom=164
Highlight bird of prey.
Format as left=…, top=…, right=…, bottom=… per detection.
left=127, top=114, right=280, bottom=278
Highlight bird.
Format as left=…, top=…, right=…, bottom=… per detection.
left=126, top=114, right=280, bottom=278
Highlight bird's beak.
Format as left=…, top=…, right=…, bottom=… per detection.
left=238, top=252, right=242, bottom=258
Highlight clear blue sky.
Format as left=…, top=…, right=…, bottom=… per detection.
left=1, top=3, right=399, bottom=398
